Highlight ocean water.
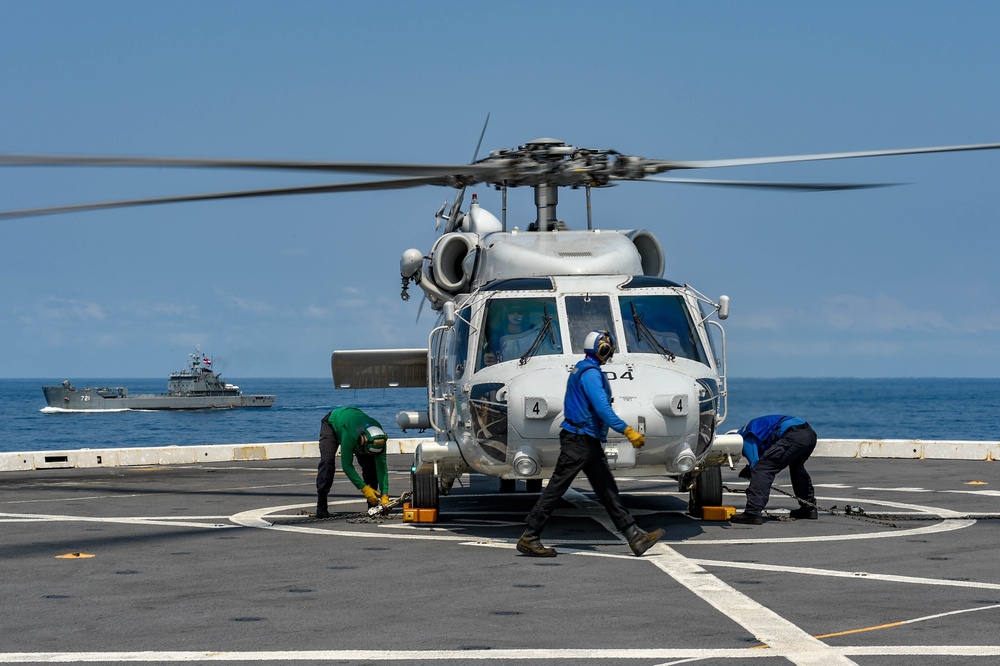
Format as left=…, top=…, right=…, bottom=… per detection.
left=3, top=377, right=999, bottom=454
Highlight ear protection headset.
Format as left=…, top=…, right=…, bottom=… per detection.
left=584, top=330, right=615, bottom=364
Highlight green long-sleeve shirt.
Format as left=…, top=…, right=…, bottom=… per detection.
left=326, top=407, right=389, bottom=494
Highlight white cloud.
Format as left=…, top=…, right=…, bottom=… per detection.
left=303, top=305, right=328, bottom=319
left=216, top=291, right=273, bottom=314
left=822, top=295, right=954, bottom=332
left=735, top=309, right=796, bottom=332
left=36, top=297, right=106, bottom=321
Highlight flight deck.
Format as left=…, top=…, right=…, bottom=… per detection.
left=1, top=454, right=998, bottom=665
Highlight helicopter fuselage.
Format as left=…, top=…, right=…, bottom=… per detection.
left=419, top=271, right=738, bottom=486
left=331, top=214, right=744, bottom=512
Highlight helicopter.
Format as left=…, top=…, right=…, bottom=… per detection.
left=3, top=134, right=1000, bottom=517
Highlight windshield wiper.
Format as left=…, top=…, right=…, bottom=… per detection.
left=629, top=301, right=676, bottom=362
left=519, top=304, right=556, bottom=366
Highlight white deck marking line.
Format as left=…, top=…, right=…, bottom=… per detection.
left=1, top=481, right=309, bottom=506
left=0, top=648, right=795, bottom=662
left=670, top=494, right=974, bottom=545
left=4, top=645, right=1000, bottom=661
left=690, top=559, right=1000, bottom=590
left=2, top=494, right=153, bottom=505
left=647, top=548, right=858, bottom=666
left=671, top=519, right=972, bottom=546
left=0, top=513, right=233, bottom=529
left=560, top=490, right=858, bottom=666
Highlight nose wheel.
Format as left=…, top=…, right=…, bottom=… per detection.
left=411, top=469, right=440, bottom=511
left=687, top=466, right=723, bottom=518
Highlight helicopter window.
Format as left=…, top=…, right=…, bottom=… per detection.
left=481, top=277, right=555, bottom=292
left=697, top=299, right=723, bottom=367
left=451, top=307, right=471, bottom=377
left=620, top=275, right=683, bottom=289
left=477, top=297, right=562, bottom=369
left=619, top=294, right=708, bottom=363
left=565, top=295, right=616, bottom=354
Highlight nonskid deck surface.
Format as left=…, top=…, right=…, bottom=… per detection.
left=1, top=456, right=998, bottom=665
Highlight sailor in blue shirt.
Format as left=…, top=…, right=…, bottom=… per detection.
left=731, top=414, right=818, bottom=525
left=517, top=330, right=666, bottom=558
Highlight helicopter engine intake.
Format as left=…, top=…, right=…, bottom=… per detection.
left=431, top=232, right=477, bottom=292
left=626, top=229, right=665, bottom=277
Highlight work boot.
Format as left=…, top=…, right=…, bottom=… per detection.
left=622, top=524, right=665, bottom=557
left=516, top=528, right=557, bottom=557
left=789, top=506, right=818, bottom=520
left=730, top=512, right=764, bottom=525
left=315, top=495, right=330, bottom=520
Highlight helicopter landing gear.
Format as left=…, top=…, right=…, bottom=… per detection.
left=411, top=469, right=440, bottom=511
left=687, top=466, right=723, bottom=518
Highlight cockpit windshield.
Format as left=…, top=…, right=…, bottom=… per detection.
left=565, top=295, right=616, bottom=354
left=478, top=297, right=563, bottom=369
left=619, top=294, right=708, bottom=364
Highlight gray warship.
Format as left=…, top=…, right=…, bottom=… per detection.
left=42, top=349, right=276, bottom=411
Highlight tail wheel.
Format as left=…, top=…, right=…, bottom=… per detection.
left=688, top=466, right=723, bottom=518
left=411, top=469, right=440, bottom=510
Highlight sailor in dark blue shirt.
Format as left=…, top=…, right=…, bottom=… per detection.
left=731, top=415, right=818, bottom=525
left=517, top=330, right=666, bottom=558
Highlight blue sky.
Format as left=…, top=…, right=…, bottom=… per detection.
left=1, top=2, right=998, bottom=378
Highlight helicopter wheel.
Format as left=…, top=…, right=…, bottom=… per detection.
left=525, top=479, right=543, bottom=493
left=687, top=466, right=723, bottom=518
left=411, top=469, right=440, bottom=511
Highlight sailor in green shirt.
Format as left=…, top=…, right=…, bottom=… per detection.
left=316, top=406, right=390, bottom=519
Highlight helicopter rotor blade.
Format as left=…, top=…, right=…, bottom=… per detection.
left=634, top=177, right=899, bottom=192
left=0, top=153, right=506, bottom=179
left=415, top=295, right=427, bottom=324
left=644, top=142, right=1000, bottom=172
left=445, top=113, right=492, bottom=232
left=0, top=175, right=457, bottom=221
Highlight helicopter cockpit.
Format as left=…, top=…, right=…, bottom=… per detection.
left=478, top=297, right=564, bottom=368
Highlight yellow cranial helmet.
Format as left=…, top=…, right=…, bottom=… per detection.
left=361, top=425, right=387, bottom=454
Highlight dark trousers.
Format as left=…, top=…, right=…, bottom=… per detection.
left=744, top=424, right=817, bottom=515
left=317, top=418, right=378, bottom=497
left=525, top=430, right=635, bottom=534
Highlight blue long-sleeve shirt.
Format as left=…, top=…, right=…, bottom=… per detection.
left=560, top=355, right=628, bottom=442
left=738, top=414, right=805, bottom=467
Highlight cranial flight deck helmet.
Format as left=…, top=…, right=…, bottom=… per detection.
left=584, top=330, right=615, bottom=365
left=360, top=425, right=388, bottom=454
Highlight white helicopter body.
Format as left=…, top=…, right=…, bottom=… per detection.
left=334, top=193, right=740, bottom=514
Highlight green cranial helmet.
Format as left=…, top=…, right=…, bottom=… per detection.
left=361, top=425, right=387, bottom=454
